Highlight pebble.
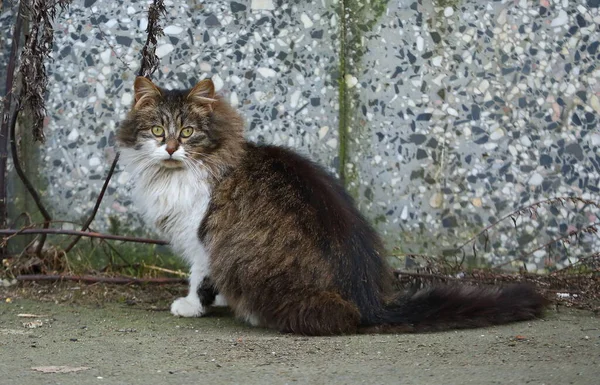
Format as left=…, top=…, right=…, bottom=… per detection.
left=400, top=206, right=409, bottom=220
left=344, top=74, right=358, bottom=88
left=590, top=95, right=600, bottom=114
left=100, top=49, right=111, bottom=64
left=551, top=10, right=569, bottom=27
left=230, top=91, right=239, bottom=107
left=212, top=74, right=224, bottom=92
left=251, top=0, right=275, bottom=10
left=163, top=26, right=184, bottom=35
left=528, top=173, right=544, bottom=186
left=67, top=129, right=79, bottom=141
left=429, top=193, right=443, bottom=208
left=318, top=126, right=329, bottom=139
left=121, top=92, right=132, bottom=106
left=300, top=13, right=313, bottom=29
left=96, top=83, right=106, bottom=99
left=155, top=44, right=174, bottom=58
left=257, top=67, right=277, bottom=78
left=490, top=128, right=505, bottom=140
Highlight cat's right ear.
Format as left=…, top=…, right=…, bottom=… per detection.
left=133, top=76, right=161, bottom=109
left=187, top=79, right=217, bottom=111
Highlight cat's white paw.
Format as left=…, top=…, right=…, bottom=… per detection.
left=170, top=296, right=205, bottom=317
left=212, top=294, right=228, bottom=307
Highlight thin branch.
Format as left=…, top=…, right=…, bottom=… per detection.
left=10, top=105, right=53, bottom=257
left=0, top=223, right=35, bottom=247
left=455, top=196, right=600, bottom=252
left=0, top=228, right=168, bottom=245
left=492, top=222, right=600, bottom=269
left=89, top=6, right=132, bottom=71
left=0, top=0, right=26, bottom=255
left=551, top=252, right=600, bottom=275
left=394, top=270, right=460, bottom=281
left=63, top=154, right=120, bottom=253
left=142, top=263, right=188, bottom=277
left=16, top=274, right=186, bottom=284
left=63, top=0, right=166, bottom=254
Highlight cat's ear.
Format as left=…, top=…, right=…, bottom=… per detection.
left=187, top=79, right=217, bottom=111
left=133, top=76, right=161, bottom=109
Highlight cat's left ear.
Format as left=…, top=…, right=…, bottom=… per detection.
left=187, top=79, right=217, bottom=111
left=133, top=76, right=161, bottom=109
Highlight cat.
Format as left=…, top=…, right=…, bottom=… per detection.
left=117, top=76, right=546, bottom=335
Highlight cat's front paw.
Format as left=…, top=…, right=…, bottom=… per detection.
left=170, top=296, right=205, bottom=317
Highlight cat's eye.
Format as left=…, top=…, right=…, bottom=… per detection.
left=151, top=126, right=165, bottom=137
left=180, top=127, right=194, bottom=138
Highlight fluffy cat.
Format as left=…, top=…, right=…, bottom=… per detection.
left=117, top=77, right=546, bottom=335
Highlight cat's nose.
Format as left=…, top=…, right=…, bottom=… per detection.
left=166, top=140, right=178, bottom=155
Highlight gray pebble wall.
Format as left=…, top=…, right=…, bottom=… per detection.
left=1, top=0, right=599, bottom=271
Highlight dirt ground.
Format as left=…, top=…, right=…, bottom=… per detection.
left=0, top=283, right=598, bottom=385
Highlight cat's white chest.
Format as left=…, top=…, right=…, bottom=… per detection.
left=132, top=168, right=211, bottom=264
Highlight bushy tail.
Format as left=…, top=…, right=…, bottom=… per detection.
left=366, top=284, right=547, bottom=333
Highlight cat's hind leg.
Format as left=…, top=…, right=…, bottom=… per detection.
left=272, top=291, right=361, bottom=335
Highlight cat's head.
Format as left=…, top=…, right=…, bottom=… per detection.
left=117, top=77, right=244, bottom=176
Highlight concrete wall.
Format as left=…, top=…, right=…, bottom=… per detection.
left=1, top=0, right=599, bottom=270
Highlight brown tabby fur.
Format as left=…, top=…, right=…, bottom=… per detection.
left=119, top=77, right=547, bottom=336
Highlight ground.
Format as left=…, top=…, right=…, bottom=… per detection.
left=0, top=282, right=598, bottom=385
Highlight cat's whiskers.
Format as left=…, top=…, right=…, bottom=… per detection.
left=184, top=151, right=227, bottom=176
left=185, top=156, right=222, bottom=181
left=184, top=157, right=217, bottom=182
left=128, top=157, right=157, bottom=178
left=181, top=158, right=212, bottom=196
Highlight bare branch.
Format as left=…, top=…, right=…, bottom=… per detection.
left=63, top=154, right=120, bottom=253
left=16, top=274, right=185, bottom=285
left=63, top=0, right=167, bottom=253
left=0, top=0, right=26, bottom=253
left=492, top=222, right=600, bottom=269
left=455, top=196, right=600, bottom=253
left=0, top=228, right=168, bottom=245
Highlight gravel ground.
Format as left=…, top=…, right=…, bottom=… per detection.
left=1, top=293, right=598, bottom=385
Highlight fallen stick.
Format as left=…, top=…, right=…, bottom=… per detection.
left=0, top=229, right=167, bottom=245
left=16, top=274, right=186, bottom=285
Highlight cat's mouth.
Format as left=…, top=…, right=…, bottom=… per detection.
left=161, top=159, right=184, bottom=169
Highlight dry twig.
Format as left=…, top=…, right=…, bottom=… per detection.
left=0, top=228, right=167, bottom=245
left=16, top=274, right=186, bottom=285
left=62, top=0, right=166, bottom=253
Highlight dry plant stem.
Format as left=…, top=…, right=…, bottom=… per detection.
left=394, top=270, right=460, bottom=281
left=143, top=263, right=188, bottom=277
left=493, top=222, right=600, bottom=269
left=16, top=274, right=186, bottom=285
left=551, top=252, right=600, bottom=275
left=0, top=228, right=168, bottom=245
left=9, top=109, right=53, bottom=257
left=138, top=0, right=166, bottom=78
left=63, top=153, right=120, bottom=254
left=0, top=2, right=25, bottom=253
left=455, top=196, right=600, bottom=256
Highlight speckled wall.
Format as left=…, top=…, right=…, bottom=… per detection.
left=2, top=0, right=599, bottom=270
